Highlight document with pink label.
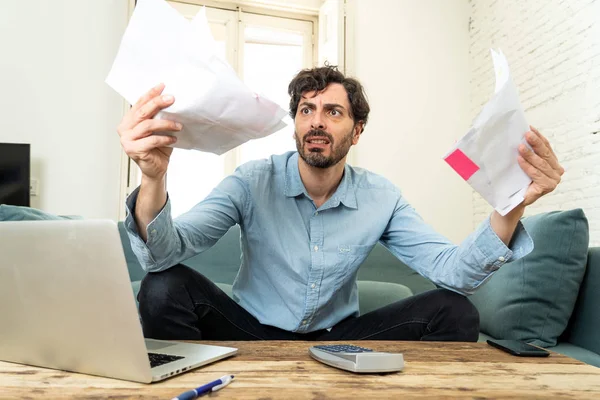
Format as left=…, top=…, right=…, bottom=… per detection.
left=444, top=49, right=531, bottom=216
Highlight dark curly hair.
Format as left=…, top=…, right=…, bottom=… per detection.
left=288, top=65, right=370, bottom=133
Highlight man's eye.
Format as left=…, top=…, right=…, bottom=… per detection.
left=330, top=109, right=340, bottom=116
left=301, top=108, right=311, bottom=115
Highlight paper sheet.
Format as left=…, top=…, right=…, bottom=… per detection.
left=444, top=49, right=532, bottom=216
left=105, top=0, right=287, bottom=155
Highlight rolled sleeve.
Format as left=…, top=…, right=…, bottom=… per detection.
left=463, top=216, right=534, bottom=293
left=472, top=216, right=534, bottom=270
left=124, top=186, right=178, bottom=272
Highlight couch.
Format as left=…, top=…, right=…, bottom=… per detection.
left=2, top=205, right=598, bottom=367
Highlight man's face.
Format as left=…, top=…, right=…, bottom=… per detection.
left=294, top=83, right=361, bottom=169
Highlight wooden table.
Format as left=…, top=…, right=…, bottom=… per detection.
left=1, top=341, right=599, bottom=399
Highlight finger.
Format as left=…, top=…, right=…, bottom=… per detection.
left=528, top=127, right=565, bottom=175
left=524, top=131, right=564, bottom=174
left=518, top=143, right=561, bottom=181
left=130, top=119, right=182, bottom=140
left=117, top=84, right=167, bottom=134
left=529, top=125, right=546, bottom=143
left=131, top=83, right=165, bottom=112
left=129, top=134, right=177, bottom=154
left=517, top=155, right=556, bottom=194
left=132, top=94, right=175, bottom=125
left=529, top=126, right=556, bottom=157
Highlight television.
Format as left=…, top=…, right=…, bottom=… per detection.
left=0, top=143, right=30, bottom=207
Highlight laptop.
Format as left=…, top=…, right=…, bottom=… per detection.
left=0, top=219, right=237, bottom=383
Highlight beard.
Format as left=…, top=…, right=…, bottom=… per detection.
left=295, top=128, right=354, bottom=169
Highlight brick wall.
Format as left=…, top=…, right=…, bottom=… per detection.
left=469, top=0, right=600, bottom=246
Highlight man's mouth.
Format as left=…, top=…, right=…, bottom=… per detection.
left=305, top=137, right=331, bottom=145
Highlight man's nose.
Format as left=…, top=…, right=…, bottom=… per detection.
left=310, top=111, right=326, bottom=130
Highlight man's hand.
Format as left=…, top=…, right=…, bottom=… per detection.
left=117, top=83, right=182, bottom=182
left=117, top=83, right=183, bottom=241
left=518, top=126, right=565, bottom=206
left=490, top=126, right=564, bottom=246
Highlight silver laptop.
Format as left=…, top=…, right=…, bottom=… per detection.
left=0, top=219, right=237, bottom=383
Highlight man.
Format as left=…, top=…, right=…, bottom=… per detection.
left=118, top=66, right=563, bottom=342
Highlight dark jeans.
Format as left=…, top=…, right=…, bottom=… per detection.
left=138, top=265, right=480, bottom=342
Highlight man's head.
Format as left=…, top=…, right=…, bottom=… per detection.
left=288, top=65, right=370, bottom=168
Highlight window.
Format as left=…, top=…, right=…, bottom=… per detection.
left=238, top=14, right=313, bottom=164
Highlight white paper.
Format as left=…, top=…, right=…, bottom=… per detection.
left=105, top=0, right=287, bottom=155
left=444, top=49, right=532, bottom=216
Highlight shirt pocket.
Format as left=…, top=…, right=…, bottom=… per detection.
left=334, top=243, right=376, bottom=288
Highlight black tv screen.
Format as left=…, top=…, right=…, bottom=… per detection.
left=0, top=143, right=30, bottom=207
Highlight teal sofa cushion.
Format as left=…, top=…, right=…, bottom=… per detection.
left=356, top=243, right=436, bottom=295
left=477, top=332, right=495, bottom=343
left=0, top=204, right=81, bottom=221
left=469, top=209, right=589, bottom=348
left=180, top=225, right=243, bottom=284
left=561, top=247, right=600, bottom=357
left=357, top=281, right=413, bottom=315
left=118, top=222, right=146, bottom=282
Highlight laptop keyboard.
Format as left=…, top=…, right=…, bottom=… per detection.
left=148, top=352, right=185, bottom=368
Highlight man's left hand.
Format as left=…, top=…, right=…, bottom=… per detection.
left=518, top=126, right=565, bottom=207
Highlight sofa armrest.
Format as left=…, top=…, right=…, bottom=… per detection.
left=562, top=247, right=600, bottom=356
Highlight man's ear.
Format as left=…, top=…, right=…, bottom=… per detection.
left=352, top=122, right=364, bottom=145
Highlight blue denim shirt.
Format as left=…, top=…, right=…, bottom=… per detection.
left=125, top=151, right=533, bottom=333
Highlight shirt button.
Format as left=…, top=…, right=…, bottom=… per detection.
left=315, top=211, right=319, bottom=216
left=151, top=229, right=157, bottom=235
left=311, top=283, right=316, bottom=289
left=302, top=320, right=307, bottom=325
left=314, top=245, right=319, bottom=251
left=498, top=256, right=505, bottom=262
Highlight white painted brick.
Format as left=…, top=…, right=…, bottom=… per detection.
left=469, top=0, right=600, bottom=246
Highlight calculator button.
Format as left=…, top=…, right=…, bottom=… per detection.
left=314, top=344, right=373, bottom=353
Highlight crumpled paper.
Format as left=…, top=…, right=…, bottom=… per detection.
left=106, top=0, right=287, bottom=155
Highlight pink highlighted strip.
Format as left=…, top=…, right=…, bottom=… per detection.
left=444, top=149, right=480, bottom=180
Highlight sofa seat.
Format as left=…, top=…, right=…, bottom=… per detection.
left=476, top=323, right=600, bottom=367
left=550, top=343, right=600, bottom=367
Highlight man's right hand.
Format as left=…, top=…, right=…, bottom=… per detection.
left=117, top=83, right=182, bottom=181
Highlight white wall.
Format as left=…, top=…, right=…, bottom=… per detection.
left=350, top=0, right=473, bottom=243
left=0, top=0, right=129, bottom=220
left=470, top=0, right=600, bottom=246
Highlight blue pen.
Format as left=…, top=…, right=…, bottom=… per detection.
left=171, top=375, right=235, bottom=400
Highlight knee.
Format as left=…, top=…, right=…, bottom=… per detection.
left=139, top=265, right=189, bottom=298
left=432, top=289, right=480, bottom=341
left=138, top=265, right=197, bottom=317
left=438, top=289, right=479, bottom=319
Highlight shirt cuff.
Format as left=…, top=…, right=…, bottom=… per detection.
left=473, top=215, right=534, bottom=272
left=124, top=186, right=176, bottom=271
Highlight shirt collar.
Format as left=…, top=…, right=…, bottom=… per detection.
left=284, top=152, right=306, bottom=198
left=284, top=152, right=358, bottom=210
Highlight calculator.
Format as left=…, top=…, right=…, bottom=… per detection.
left=309, top=344, right=404, bottom=373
